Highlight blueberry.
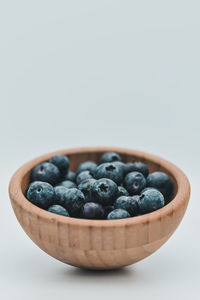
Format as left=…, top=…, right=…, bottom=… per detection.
left=63, top=171, right=76, bottom=182
left=140, top=187, right=159, bottom=194
left=77, top=161, right=97, bottom=175
left=125, top=162, right=149, bottom=177
left=49, top=154, right=69, bottom=174
left=95, top=163, right=124, bottom=184
left=103, top=205, right=114, bottom=218
left=31, top=162, right=60, bottom=185
left=114, top=196, right=139, bottom=216
left=107, top=209, right=130, bottom=220
left=26, top=181, right=54, bottom=208
left=100, top=152, right=121, bottom=164
left=82, top=202, right=104, bottom=219
left=125, top=161, right=149, bottom=177
left=62, top=188, right=86, bottom=217
left=117, top=186, right=129, bottom=197
left=76, top=170, right=93, bottom=185
left=48, top=205, right=69, bottom=217
left=78, top=178, right=96, bottom=202
left=138, top=189, right=164, bottom=213
left=54, top=186, right=68, bottom=206
left=124, top=171, right=146, bottom=195
left=147, top=172, right=173, bottom=203
left=124, top=163, right=135, bottom=174
left=57, top=180, right=76, bottom=189
left=113, top=161, right=126, bottom=172
left=92, top=178, right=118, bottom=206
left=113, top=161, right=126, bottom=179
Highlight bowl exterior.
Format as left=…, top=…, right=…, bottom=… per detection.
left=9, top=147, right=190, bottom=269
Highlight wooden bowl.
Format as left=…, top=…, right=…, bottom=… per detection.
left=9, top=147, right=190, bottom=270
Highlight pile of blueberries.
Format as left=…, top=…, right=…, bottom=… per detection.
left=26, top=152, right=173, bottom=220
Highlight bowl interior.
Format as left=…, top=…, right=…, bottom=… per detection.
left=20, top=149, right=178, bottom=203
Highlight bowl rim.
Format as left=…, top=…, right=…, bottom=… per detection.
left=9, top=146, right=191, bottom=228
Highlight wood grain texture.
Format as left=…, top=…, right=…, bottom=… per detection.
left=9, top=147, right=190, bottom=270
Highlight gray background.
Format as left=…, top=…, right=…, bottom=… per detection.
left=0, top=1, right=199, bottom=299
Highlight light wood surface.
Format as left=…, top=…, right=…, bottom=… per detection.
left=9, top=147, right=190, bottom=270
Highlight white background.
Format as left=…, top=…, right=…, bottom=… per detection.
left=0, top=1, right=199, bottom=299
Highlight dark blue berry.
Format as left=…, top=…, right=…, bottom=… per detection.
left=113, top=161, right=126, bottom=180
left=100, top=152, right=121, bottom=164
left=76, top=170, right=93, bottom=185
left=48, top=205, right=69, bottom=216
left=125, top=162, right=149, bottom=177
left=78, top=178, right=96, bottom=202
left=117, top=186, right=129, bottom=197
left=107, top=209, right=130, bottom=220
left=140, top=187, right=158, bottom=194
left=54, top=186, right=68, bottom=206
left=124, top=171, right=146, bottom=195
left=49, top=154, right=69, bottom=174
left=103, top=205, right=114, bottom=218
left=113, top=161, right=126, bottom=172
left=77, top=161, right=97, bottom=175
left=62, top=188, right=86, bottom=217
left=82, top=202, right=104, bottom=219
left=92, top=178, right=118, bottom=205
left=57, top=180, right=76, bottom=189
left=124, top=162, right=135, bottom=174
left=147, top=172, right=173, bottom=203
left=114, top=196, right=139, bottom=216
left=138, top=189, right=164, bottom=213
left=63, top=171, right=76, bottom=182
left=26, top=181, right=54, bottom=208
left=31, top=162, right=60, bottom=185
left=95, top=163, right=124, bottom=184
